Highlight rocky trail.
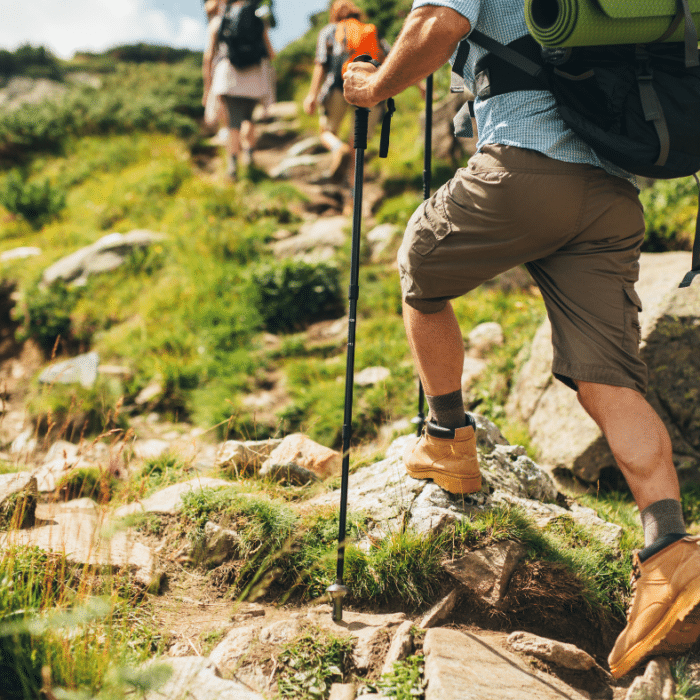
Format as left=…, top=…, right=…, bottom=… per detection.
left=1, top=98, right=700, bottom=700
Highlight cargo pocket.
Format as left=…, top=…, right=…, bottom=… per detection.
left=405, top=185, right=454, bottom=259
left=622, top=286, right=643, bottom=354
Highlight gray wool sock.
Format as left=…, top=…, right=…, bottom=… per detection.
left=426, top=390, right=466, bottom=430
left=640, top=498, right=687, bottom=548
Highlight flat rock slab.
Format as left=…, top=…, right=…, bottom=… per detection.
left=424, top=628, right=588, bottom=700
left=0, top=508, right=154, bottom=586
left=114, top=477, right=233, bottom=518
left=142, top=657, right=265, bottom=700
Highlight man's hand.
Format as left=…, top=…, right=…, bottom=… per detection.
left=343, top=61, right=380, bottom=109
left=343, top=6, right=470, bottom=108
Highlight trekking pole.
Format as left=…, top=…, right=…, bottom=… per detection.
left=413, top=73, right=433, bottom=436
left=328, top=57, right=395, bottom=623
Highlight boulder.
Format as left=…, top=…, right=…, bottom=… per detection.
left=506, top=631, right=601, bottom=672
left=38, top=351, right=99, bottom=388
left=42, top=230, right=164, bottom=287
left=305, top=416, right=621, bottom=547
left=215, top=438, right=283, bottom=474
left=625, top=657, right=675, bottom=700
left=114, top=477, right=232, bottom=518
left=141, top=656, right=265, bottom=700
left=261, top=433, right=341, bottom=480
left=506, top=252, right=700, bottom=483
left=270, top=215, right=348, bottom=262
left=423, top=628, right=588, bottom=700
left=443, top=541, right=527, bottom=607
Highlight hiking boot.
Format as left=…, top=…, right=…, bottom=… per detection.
left=608, top=536, right=700, bottom=678
left=403, top=415, right=481, bottom=495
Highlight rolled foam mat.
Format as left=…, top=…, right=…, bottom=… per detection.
left=525, top=0, right=700, bottom=47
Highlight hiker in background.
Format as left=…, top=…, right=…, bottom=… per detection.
left=344, top=0, right=700, bottom=680
left=203, top=0, right=276, bottom=180
left=202, top=0, right=228, bottom=144
left=303, top=0, right=391, bottom=186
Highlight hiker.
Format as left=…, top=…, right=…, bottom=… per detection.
left=202, top=0, right=228, bottom=142
left=303, top=0, right=392, bottom=185
left=203, top=0, right=276, bottom=180
left=343, top=0, right=700, bottom=680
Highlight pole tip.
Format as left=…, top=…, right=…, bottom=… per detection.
left=327, top=581, right=349, bottom=622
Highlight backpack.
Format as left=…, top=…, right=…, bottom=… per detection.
left=218, top=0, right=268, bottom=70
left=451, top=9, right=700, bottom=287
left=329, top=18, right=383, bottom=90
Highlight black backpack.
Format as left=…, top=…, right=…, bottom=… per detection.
left=218, top=0, right=268, bottom=70
left=452, top=14, right=700, bottom=288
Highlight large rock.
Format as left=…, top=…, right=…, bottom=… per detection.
left=270, top=215, right=348, bottom=262
left=141, top=656, right=265, bottom=700
left=114, top=477, right=233, bottom=518
left=38, top=351, right=99, bottom=388
left=423, top=628, right=588, bottom=700
left=506, top=252, right=700, bottom=483
left=305, top=416, right=621, bottom=548
left=42, top=230, right=164, bottom=287
left=261, top=433, right=341, bottom=480
left=0, top=499, right=155, bottom=586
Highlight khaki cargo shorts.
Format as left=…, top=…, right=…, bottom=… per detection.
left=398, top=144, right=648, bottom=394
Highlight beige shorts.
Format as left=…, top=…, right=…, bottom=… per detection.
left=398, top=144, right=648, bottom=393
left=320, top=87, right=384, bottom=139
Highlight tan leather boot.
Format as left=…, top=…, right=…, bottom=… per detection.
left=608, top=536, right=700, bottom=678
left=403, top=415, right=481, bottom=495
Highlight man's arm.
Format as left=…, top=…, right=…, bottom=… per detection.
left=343, top=5, right=471, bottom=108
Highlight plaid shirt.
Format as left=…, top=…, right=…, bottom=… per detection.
left=412, top=0, right=635, bottom=183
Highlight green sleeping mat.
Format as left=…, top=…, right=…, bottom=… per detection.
left=525, top=0, right=700, bottom=47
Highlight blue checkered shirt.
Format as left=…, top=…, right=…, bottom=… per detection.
left=411, top=0, right=635, bottom=183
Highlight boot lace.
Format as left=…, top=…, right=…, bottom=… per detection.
left=626, top=554, right=642, bottom=619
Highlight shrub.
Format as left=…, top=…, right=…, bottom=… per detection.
left=14, top=280, right=80, bottom=354
left=0, top=171, right=66, bottom=227
left=250, top=260, right=344, bottom=333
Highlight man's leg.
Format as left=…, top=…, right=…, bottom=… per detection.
left=401, top=300, right=480, bottom=493
left=576, top=382, right=679, bottom=511
left=577, top=382, right=700, bottom=678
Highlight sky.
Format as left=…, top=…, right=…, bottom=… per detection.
left=0, top=0, right=330, bottom=59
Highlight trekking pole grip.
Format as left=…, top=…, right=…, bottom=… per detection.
left=354, top=107, right=369, bottom=151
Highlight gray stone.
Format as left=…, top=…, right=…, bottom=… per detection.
left=423, top=628, right=587, bottom=700
left=329, top=684, right=357, bottom=700
left=270, top=154, right=325, bottom=179
left=507, top=631, right=599, bottom=671
left=215, top=438, right=283, bottom=474
left=38, top=351, right=99, bottom=388
left=141, top=656, right=265, bottom=700
left=1, top=246, right=41, bottom=261
left=366, top=224, right=400, bottom=262
left=0, top=507, right=155, bottom=586
left=209, top=624, right=263, bottom=674
left=132, top=439, right=171, bottom=461
left=270, top=215, right=347, bottom=260
left=306, top=421, right=620, bottom=547
left=443, top=541, right=527, bottom=607
left=0, top=472, right=35, bottom=505
left=419, top=589, right=461, bottom=629
left=506, top=252, right=700, bottom=483
left=381, top=620, right=414, bottom=676
left=309, top=606, right=407, bottom=673
left=287, top=136, right=323, bottom=158
left=258, top=461, right=321, bottom=485
left=462, top=356, right=488, bottom=392
left=467, top=322, right=504, bottom=357
left=355, top=367, right=391, bottom=386
left=625, top=657, right=675, bottom=700
left=114, top=477, right=233, bottom=518
left=42, top=230, right=164, bottom=287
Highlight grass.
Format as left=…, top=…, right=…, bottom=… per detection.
left=276, top=625, right=355, bottom=700
left=0, top=546, right=164, bottom=698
